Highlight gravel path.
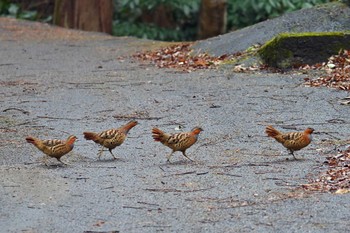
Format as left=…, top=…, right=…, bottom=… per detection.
left=1, top=18, right=349, bottom=232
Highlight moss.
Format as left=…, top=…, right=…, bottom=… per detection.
left=258, top=32, right=350, bottom=69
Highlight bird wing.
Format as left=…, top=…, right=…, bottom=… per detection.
left=98, top=129, right=119, bottom=140
left=281, top=132, right=303, bottom=141
left=281, top=132, right=305, bottom=149
left=42, top=139, right=64, bottom=147
left=166, top=132, right=189, bottom=145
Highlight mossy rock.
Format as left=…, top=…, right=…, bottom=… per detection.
left=258, top=32, right=350, bottom=69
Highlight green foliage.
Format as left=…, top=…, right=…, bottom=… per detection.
left=114, top=21, right=195, bottom=41
left=0, top=0, right=52, bottom=22
left=113, top=0, right=200, bottom=41
left=0, top=0, right=38, bottom=20
left=227, top=0, right=331, bottom=30
left=114, top=0, right=331, bottom=41
left=0, top=0, right=334, bottom=41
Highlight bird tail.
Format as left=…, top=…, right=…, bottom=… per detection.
left=152, top=128, right=165, bottom=142
left=26, top=136, right=37, bottom=145
left=265, top=126, right=280, bottom=138
left=83, top=132, right=99, bottom=142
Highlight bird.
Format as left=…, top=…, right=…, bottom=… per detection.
left=152, top=126, right=203, bottom=162
left=83, top=120, right=138, bottom=160
left=25, top=135, right=77, bottom=166
left=265, top=125, right=314, bottom=159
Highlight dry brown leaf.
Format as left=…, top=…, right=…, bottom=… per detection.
left=303, top=50, right=350, bottom=91
left=132, top=43, right=237, bottom=72
left=335, top=189, right=350, bottom=194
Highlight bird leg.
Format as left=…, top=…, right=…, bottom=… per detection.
left=108, top=149, right=117, bottom=160
left=57, top=158, right=69, bottom=166
left=166, top=151, right=174, bottom=163
left=182, top=151, right=194, bottom=162
left=43, top=155, right=49, bottom=166
left=289, top=150, right=297, bottom=160
left=97, top=146, right=105, bottom=159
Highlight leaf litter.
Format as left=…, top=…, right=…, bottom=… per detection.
left=132, top=43, right=236, bottom=72
left=302, top=146, right=350, bottom=194
left=303, top=49, right=350, bottom=91
left=133, top=42, right=350, bottom=93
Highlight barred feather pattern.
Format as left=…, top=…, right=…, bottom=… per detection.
left=83, top=120, right=138, bottom=150
left=152, top=127, right=203, bottom=152
left=97, top=128, right=127, bottom=149
left=42, top=139, right=65, bottom=147
left=26, top=135, right=77, bottom=160
left=266, top=126, right=314, bottom=152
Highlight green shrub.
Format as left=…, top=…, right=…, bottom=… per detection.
left=113, top=0, right=200, bottom=41
left=0, top=0, right=52, bottom=22
left=0, top=0, right=334, bottom=41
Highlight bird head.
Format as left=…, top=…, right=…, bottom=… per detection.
left=67, top=135, right=78, bottom=144
left=305, top=128, right=314, bottom=134
left=192, top=127, right=204, bottom=135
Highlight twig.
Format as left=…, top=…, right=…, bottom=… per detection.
left=114, top=115, right=162, bottom=120
left=37, top=116, right=82, bottom=121
left=197, top=171, right=209, bottom=175
left=208, top=163, right=238, bottom=169
left=85, top=166, right=118, bottom=169
left=163, top=171, right=197, bottom=177
left=3, top=185, right=20, bottom=188
left=245, top=163, right=270, bottom=167
left=215, top=172, right=242, bottom=177
left=137, top=201, right=160, bottom=206
left=3, top=107, right=29, bottom=115
left=122, top=206, right=144, bottom=209
left=141, top=225, right=171, bottom=228
left=182, top=187, right=213, bottom=193
left=84, top=231, right=119, bottom=233
left=145, top=187, right=213, bottom=193
left=145, top=188, right=181, bottom=193
left=76, top=177, right=89, bottom=181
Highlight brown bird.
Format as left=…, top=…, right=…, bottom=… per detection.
left=83, top=120, right=138, bottom=159
left=265, top=125, right=314, bottom=159
left=152, top=127, right=203, bottom=162
left=26, top=135, right=77, bottom=165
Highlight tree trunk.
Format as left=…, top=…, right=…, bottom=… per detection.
left=198, top=0, right=227, bottom=39
left=141, top=4, right=175, bottom=29
left=53, top=0, right=113, bottom=34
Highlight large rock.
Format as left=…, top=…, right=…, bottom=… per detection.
left=258, top=32, right=350, bottom=69
left=192, top=2, right=350, bottom=57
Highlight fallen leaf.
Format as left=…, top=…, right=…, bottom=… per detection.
left=335, top=189, right=350, bottom=194
left=93, top=220, right=105, bottom=227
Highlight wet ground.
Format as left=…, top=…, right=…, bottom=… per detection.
left=1, top=18, right=350, bottom=232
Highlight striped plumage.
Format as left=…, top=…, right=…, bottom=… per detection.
left=152, top=127, right=203, bottom=162
left=83, top=120, right=138, bottom=159
left=265, top=125, right=314, bottom=159
left=25, top=135, right=77, bottom=165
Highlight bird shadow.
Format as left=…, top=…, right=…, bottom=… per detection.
left=266, top=157, right=307, bottom=164
left=159, top=159, right=200, bottom=167
left=39, top=163, right=68, bottom=169
left=93, top=158, right=126, bottom=163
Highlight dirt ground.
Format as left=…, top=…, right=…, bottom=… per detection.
left=1, top=18, right=350, bottom=232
